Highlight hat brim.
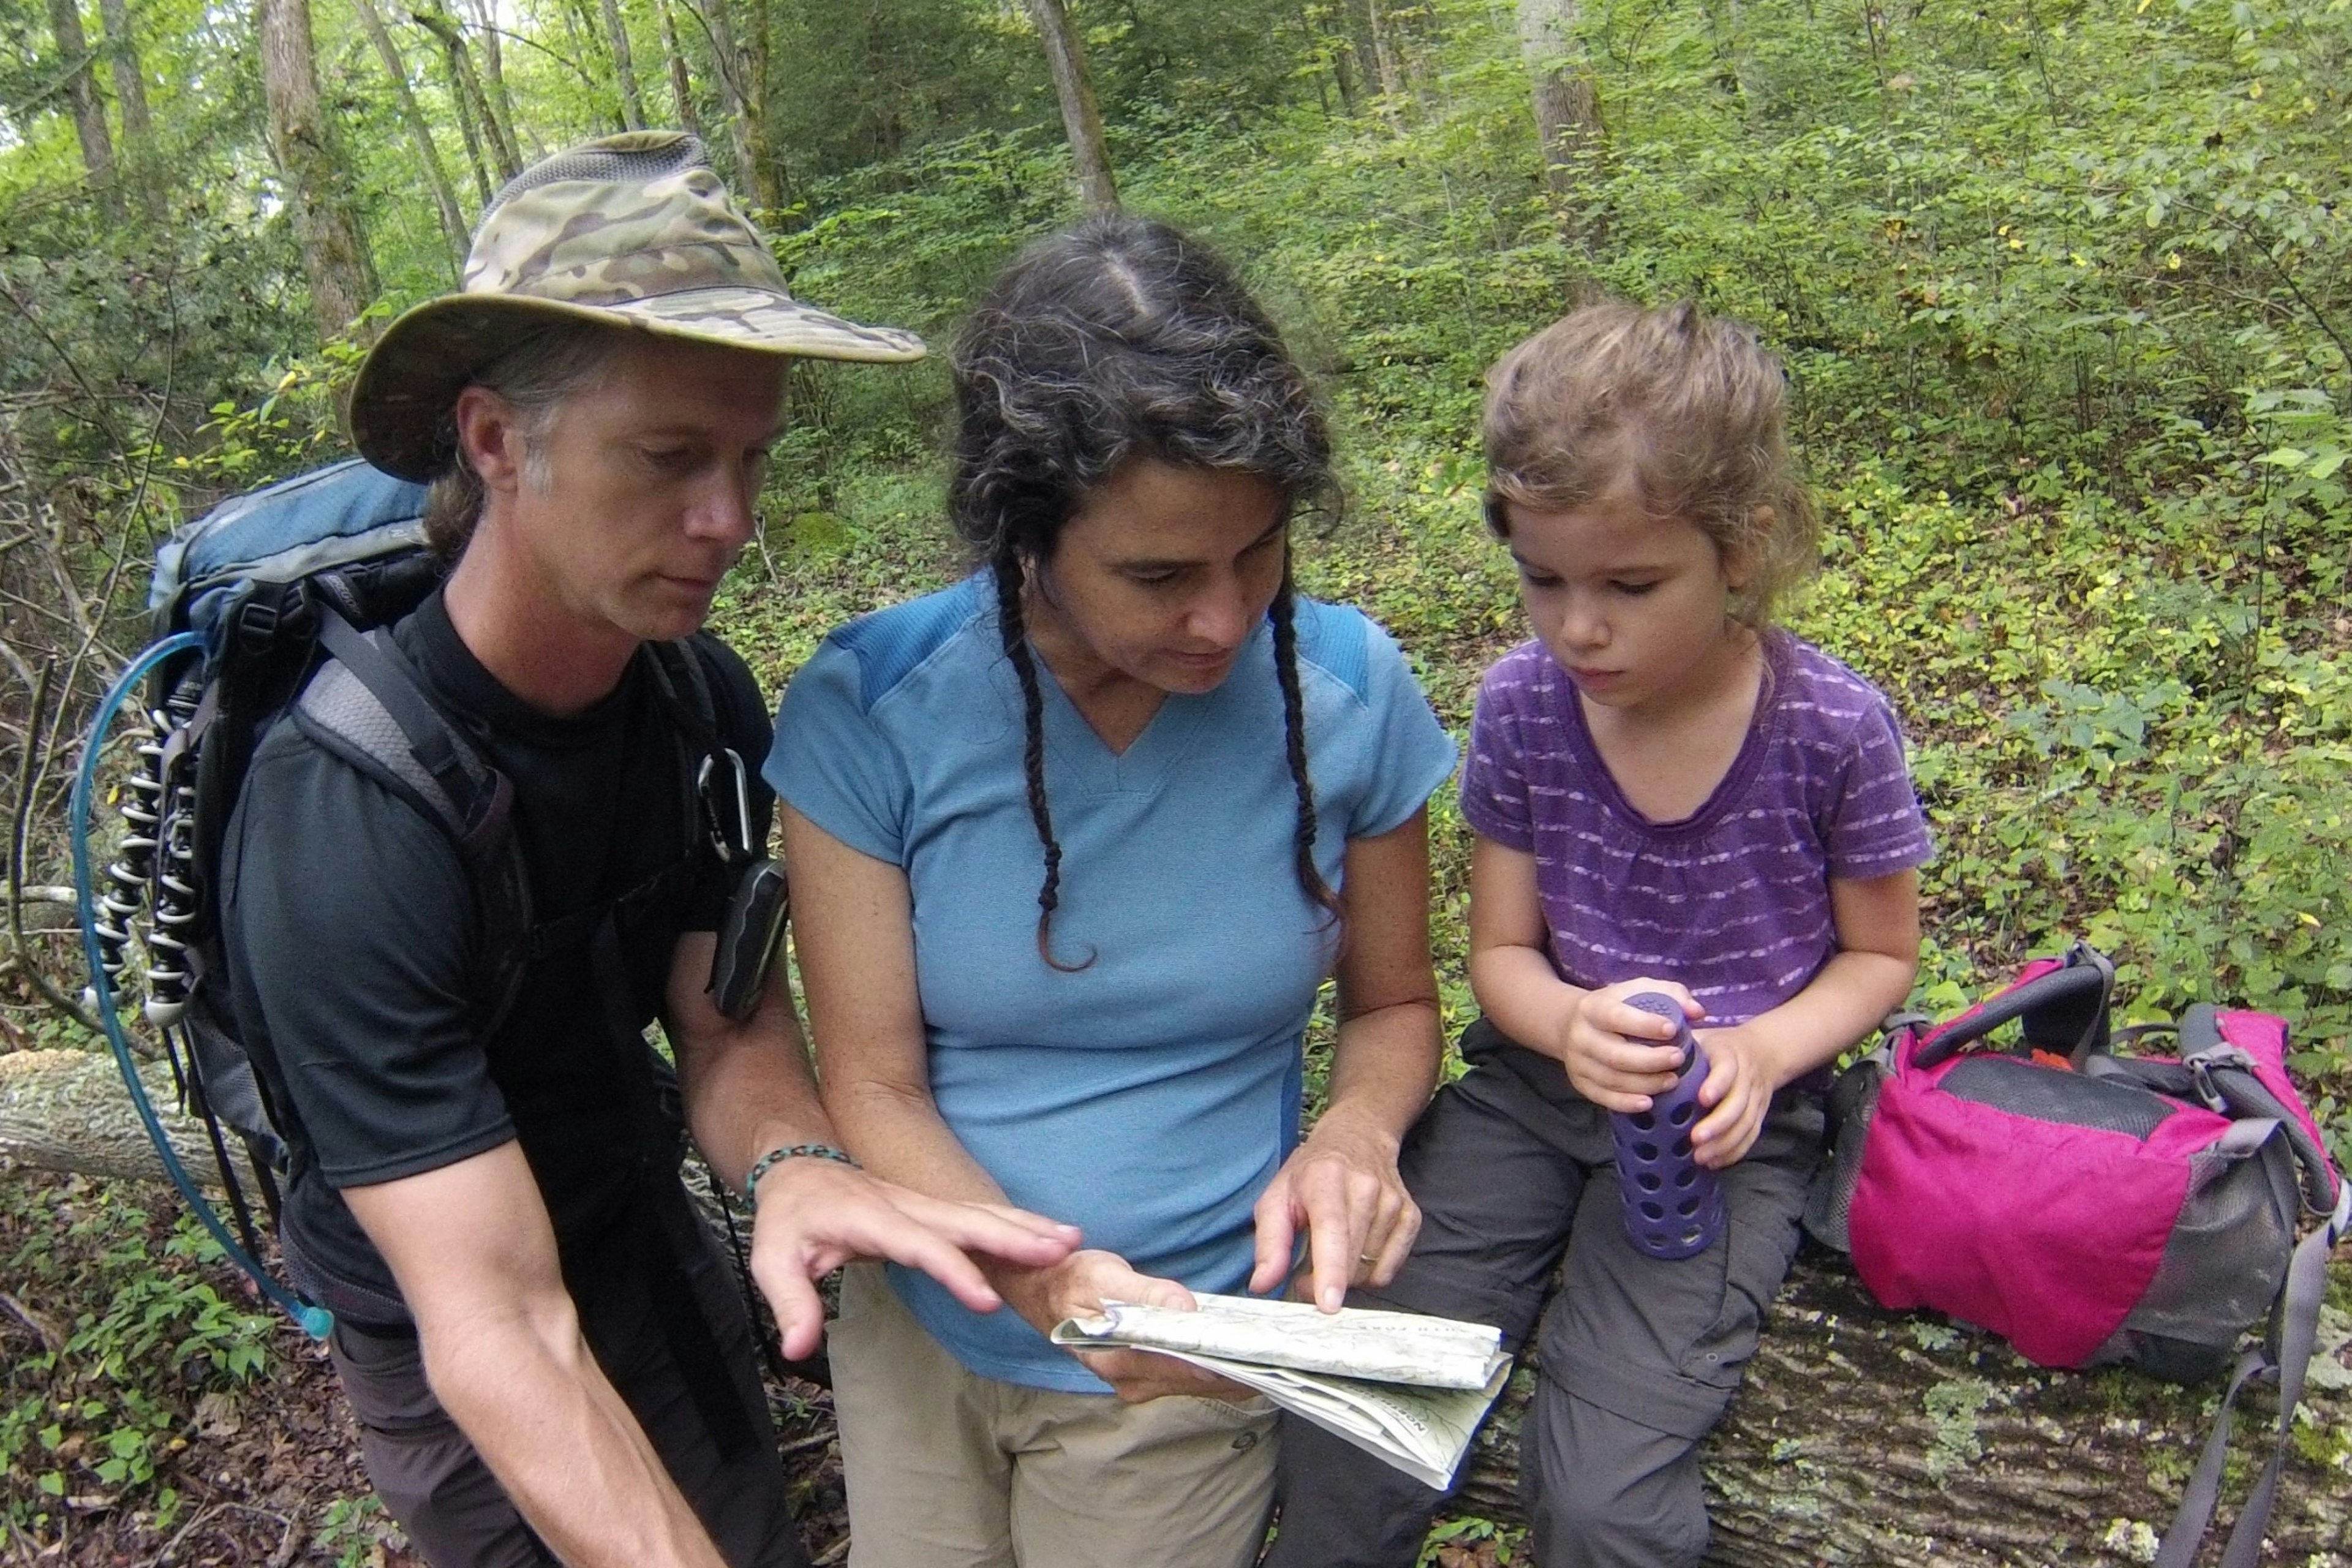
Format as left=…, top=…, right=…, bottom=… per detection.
left=349, top=287, right=927, bottom=481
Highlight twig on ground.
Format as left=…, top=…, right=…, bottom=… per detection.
left=138, top=1502, right=224, bottom=1568
left=777, top=1427, right=839, bottom=1457
left=1, top=1289, right=66, bottom=1352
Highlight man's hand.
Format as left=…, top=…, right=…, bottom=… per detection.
left=987, top=1248, right=1253, bottom=1404
left=1555, top=978, right=1701, bottom=1113
left=747, top=1157, right=1079, bottom=1360
left=1247, top=1110, right=1418, bottom=1313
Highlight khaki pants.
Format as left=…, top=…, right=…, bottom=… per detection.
left=828, top=1263, right=1278, bottom=1568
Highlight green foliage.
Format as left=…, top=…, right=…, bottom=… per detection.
left=315, top=1493, right=405, bottom=1567
left=1419, top=1511, right=1525, bottom=1564
left=0, top=1181, right=273, bottom=1531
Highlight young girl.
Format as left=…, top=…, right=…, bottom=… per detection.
left=1268, top=300, right=1931, bottom=1568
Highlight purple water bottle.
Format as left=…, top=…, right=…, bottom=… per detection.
left=1610, top=992, right=1724, bottom=1260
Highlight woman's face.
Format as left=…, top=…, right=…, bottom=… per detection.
left=1031, top=459, right=1289, bottom=695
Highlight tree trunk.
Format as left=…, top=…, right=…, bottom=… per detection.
left=1453, top=1248, right=2352, bottom=1565
left=257, top=0, right=376, bottom=341
left=1025, top=0, right=1118, bottom=213
left=43, top=0, right=119, bottom=214
left=1364, top=0, right=1404, bottom=116
left=681, top=0, right=774, bottom=211
left=413, top=4, right=520, bottom=183
left=435, top=24, right=497, bottom=208
left=598, top=0, right=647, bottom=129
left=1, top=1050, right=222, bottom=1193
left=351, top=0, right=469, bottom=274
left=94, top=0, right=149, bottom=159
left=459, top=0, right=522, bottom=157
left=1515, top=0, right=1606, bottom=250
left=652, top=0, right=703, bottom=140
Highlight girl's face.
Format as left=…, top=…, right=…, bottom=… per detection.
left=1499, top=481, right=1749, bottom=715
left=1031, top=459, right=1289, bottom=696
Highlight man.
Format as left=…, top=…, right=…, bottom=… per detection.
left=219, top=132, right=1076, bottom=1568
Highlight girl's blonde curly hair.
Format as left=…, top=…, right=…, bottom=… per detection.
left=1482, top=298, right=1819, bottom=627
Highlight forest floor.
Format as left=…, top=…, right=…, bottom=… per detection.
left=0, top=1166, right=1517, bottom=1567
left=0, top=1168, right=855, bottom=1568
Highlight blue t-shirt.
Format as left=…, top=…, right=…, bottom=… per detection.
left=767, top=575, right=1458, bottom=1390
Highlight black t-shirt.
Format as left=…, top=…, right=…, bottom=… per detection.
left=219, top=588, right=774, bottom=1318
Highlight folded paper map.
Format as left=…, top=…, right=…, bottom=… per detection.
left=1051, top=1294, right=1512, bottom=1490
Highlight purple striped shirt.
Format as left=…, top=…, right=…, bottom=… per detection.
left=1461, top=633, right=1932, bottom=1028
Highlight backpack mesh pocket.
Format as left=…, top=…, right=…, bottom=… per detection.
left=1941, top=1054, right=2177, bottom=1139
left=2089, top=1137, right=2299, bottom=1381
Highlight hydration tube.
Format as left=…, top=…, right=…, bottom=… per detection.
left=69, top=632, right=334, bottom=1340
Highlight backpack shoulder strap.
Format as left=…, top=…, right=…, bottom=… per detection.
left=2150, top=1181, right=2352, bottom=1568
left=644, top=636, right=757, bottom=869
left=291, top=607, right=533, bottom=1036
left=644, top=636, right=728, bottom=755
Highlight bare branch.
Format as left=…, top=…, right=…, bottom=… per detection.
left=6, top=663, right=100, bottom=1037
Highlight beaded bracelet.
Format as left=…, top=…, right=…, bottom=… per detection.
left=744, top=1143, right=861, bottom=1207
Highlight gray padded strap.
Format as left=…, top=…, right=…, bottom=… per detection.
left=2153, top=1185, right=2351, bottom=1567
left=295, top=661, right=469, bottom=839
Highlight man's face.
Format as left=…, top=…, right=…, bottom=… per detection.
left=498, top=333, right=787, bottom=646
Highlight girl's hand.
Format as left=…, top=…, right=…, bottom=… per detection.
left=1689, top=1025, right=1780, bottom=1169
left=1248, top=1110, right=1419, bottom=1312
left=1556, top=979, right=1701, bottom=1112
left=989, top=1249, right=1254, bottom=1404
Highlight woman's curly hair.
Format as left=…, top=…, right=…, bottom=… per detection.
left=948, top=213, right=1341, bottom=967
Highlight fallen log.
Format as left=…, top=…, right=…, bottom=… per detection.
left=4, top=1046, right=2348, bottom=1564
left=0, top=1046, right=224, bottom=1191
left=1451, top=1247, right=2352, bottom=1566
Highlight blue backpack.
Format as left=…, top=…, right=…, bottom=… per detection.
left=74, top=459, right=758, bottom=1335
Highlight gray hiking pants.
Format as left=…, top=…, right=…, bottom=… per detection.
left=326, top=1208, right=804, bottom=1568
left=1265, top=1018, right=1821, bottom=1568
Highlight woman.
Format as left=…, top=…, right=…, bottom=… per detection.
left=764, top=214, right=1457, bottom=1568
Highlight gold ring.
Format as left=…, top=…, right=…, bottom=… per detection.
left=1358, top=1252, right=1378, bottom=1264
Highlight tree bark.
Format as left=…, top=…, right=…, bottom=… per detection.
left=598, top=0, right=647, bottom=129
left=412, top=4, right=520, bottom=183
left=352, top=0, right=470, bottom=274
left=1025, top=0, right=1118, bottom=213
left=652, top=0, right=704, bottom=140
left=680, top=0, right=773, bottom=211
left=257, top=0, right=377, bottom=341
left=94, top=0, right=149, bottom=156
left=1516, top=0, right=1605, bottom=228
left=459, top=0, right=521, bottom=158
left=1453, top=1248, right=2352, bottom=1565
left=434, top=21, right=497, bottom=208
left=1364, top=0, right=1404, bottom=115
left=43, top=0, right=118, bottom=213
left=1, top=1050, right=222, bottom=1193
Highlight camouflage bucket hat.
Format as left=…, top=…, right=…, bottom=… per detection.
left=350, top=130, right=924, bottom=480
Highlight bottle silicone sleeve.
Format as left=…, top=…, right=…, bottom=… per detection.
left=1610, top=992, right=1726, bottom=1260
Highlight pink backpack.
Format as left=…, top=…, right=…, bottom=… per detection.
left=1808, top=943, right=2348, bottom=1568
